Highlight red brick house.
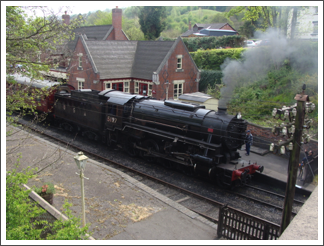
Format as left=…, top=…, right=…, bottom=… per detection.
left=41, top=7, right=128, bottom=82
left=181, top=22, right=238, bottom=37
left=68, top=36, right=200, bottom=100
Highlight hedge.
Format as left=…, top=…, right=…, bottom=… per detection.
left=199, top=70, right=223, bottom=91
left=182, top=35, right=245, bottom=52
left=190, top=48, right=245, bottom=70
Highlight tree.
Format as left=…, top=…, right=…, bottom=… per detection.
left=84, top=10, right=112, bottom=26
left=93, top=10, right=112, bottom=25
left=209, top=12, right=232, bottom=24
left=6, top=5, right=83, bottom=137
left=238, top=20, right=256, bottom=38
left=6, top=7, right=91, bottom=239
left=290, top=7, right=298, bottom=39
left=225, top=6, right=309, bottom=39
left=6, top=6, right=83, bottom=79
left=138, top=6, right=167, bottom=40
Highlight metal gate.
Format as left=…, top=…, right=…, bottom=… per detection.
left=217, top=205, right=280, bottom=240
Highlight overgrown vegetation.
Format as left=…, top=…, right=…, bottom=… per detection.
left=6, top=162, right=90, bottom=240
left=189, top=47, right=246, bottom=91
left=225, top=42, right=318, bottom=138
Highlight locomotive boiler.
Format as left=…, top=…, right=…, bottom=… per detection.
left=54, top=88, right=264, bottom=188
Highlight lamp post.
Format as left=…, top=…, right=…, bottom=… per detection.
left=74, top=151, right=88, bottom=227
left=165, top=80, right=169, bottom=100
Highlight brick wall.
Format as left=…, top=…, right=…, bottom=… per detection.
left=154, top=40, right=199, bottom=100
left=67, top=38, right=101, bottom=91
left=221, top=24, right=234, bottom=31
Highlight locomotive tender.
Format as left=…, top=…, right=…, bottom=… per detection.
left=54, top=88, right=264, bottom=188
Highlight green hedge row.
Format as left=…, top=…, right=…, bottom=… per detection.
left=190, top=48, right=245, bottom=70
left=182, top=36, right=246, bottom=52
left=199, top=70, right=223, bottom=91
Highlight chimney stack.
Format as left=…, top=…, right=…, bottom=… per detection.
left=189, top=21, right=192, bottom=30
left=218, top=107, right=227, bottom=114
left=62, top=11, right=70, bottom=25
left=112, top=6, right=123, bottom=40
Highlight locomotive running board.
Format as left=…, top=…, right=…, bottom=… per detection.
left=123, top=123, right=221, bottom=151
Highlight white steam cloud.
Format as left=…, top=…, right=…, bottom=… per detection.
left=219, top=28, right=318, bottom=107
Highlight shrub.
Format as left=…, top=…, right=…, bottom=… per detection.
left=6, top=162, right=91, bottom=240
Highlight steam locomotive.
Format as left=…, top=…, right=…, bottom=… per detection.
left=11, top=74, right=264, bottom=188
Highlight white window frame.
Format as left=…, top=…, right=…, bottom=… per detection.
left=135, top=81, right=139, bottom=94
left=77, top=53, right=83, bottom=68
left=134, top=80, right=153, bottom=96
left=104, top=80, right=131, bottom=93
left=173, top=80, right=184, bottom=99
left=176, top=55, right=183, bottom=69
left=104, top=81, right=112, bottom=90
left=124, top=81, right=129, bottom=93
left=77, top=77, right=85, bottom=90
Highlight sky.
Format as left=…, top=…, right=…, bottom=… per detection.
left=8, top=1, right=323, bottom=16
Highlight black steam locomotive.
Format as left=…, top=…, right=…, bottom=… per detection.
left=53, top=88, right=264, bottom=188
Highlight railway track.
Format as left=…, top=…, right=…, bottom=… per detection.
left=10, top=115, right=307, bottom=225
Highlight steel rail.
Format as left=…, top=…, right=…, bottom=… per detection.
left=245, top=184, right=306, bottom=205
left=14, top=118, right=283, bottom=227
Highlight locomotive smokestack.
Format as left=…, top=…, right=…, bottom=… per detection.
left=218, top=107, right=227, bottom=114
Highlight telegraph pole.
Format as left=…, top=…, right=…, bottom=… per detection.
left=280, top=94, right=307, bottom=234
left=269, top=85, right=315, bottom=235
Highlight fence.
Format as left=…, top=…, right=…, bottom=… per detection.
left=217, top=205, right=280, bottom=240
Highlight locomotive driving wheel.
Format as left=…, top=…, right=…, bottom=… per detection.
left=107, top=131, right=117, bottom=148
left=60, top=122, right=74, bottom=132
left=123, top=136, right=139, bottom=157
left=142, top=139, right=160, bottom=163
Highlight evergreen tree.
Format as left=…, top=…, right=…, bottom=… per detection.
left=138, top=6, right=167, bottom=40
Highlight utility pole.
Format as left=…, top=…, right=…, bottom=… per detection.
left=269, top=85, right=315, bottom=235
left=280, top=93, right=307, bottom=234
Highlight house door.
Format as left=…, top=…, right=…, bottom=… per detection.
left=112, top=82, right=123, bottom=91
left=139, top=83, right=148, bottom=96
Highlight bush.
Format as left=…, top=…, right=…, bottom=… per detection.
left=199, top=70, right=223, bottom=91
left=183, top=35, right=245, bottom=52
left=6, top=162, right=91, bottom=240
left=190, top=48, right=245, bottom=70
